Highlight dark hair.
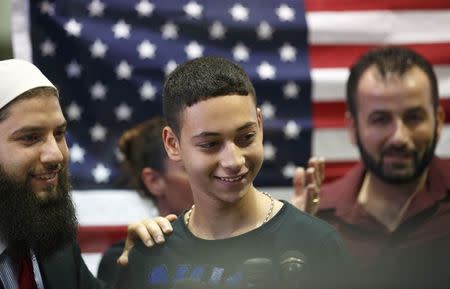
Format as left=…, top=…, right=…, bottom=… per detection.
left=0, top=87, right=58, bottom=122
left=346, top=46, right=439, bottom=119
left=163, top=56, right=256, bottom=135
left=118, top=117, right=167, bottom=199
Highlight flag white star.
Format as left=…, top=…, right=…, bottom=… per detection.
left=39, top=1, right=55, bottom=16
left=65, top=60, right=82, bottom=78
left=115, top=61, right=133, bottom=79
left=90, top=123, right=107, bottom=142
left=276, top=4, right=295, bottom=22
left=209, top=21, right=226, bottom=40
left=135, top=0, right=154, bottom=17
left=66, top=102, right=82, bottom=121
left=70, top=143, right=86, bottom=163
left=185, top=41, right=204, bottom=59
left=260, top=101, right=276, bottom=119
left=283, top=81, right=300, bottom=99
left=164, top=60, right=178, bottom=76
left=139, top=81, right=157, bottom=101
left=92, top=163, right=111, bottom=183
left=90, top=81, right=107, bottom=100
left=184, top=1, right=203, bottom=19
left=256, top=21, right=273, bottom=40
left=87, top=0, right=106, bottom=17
left=256, top=61, right=276, bottom=80
left=64, top=19, right=82, bottom=37
left=284, top=120, right=301, bottom=139
left=279, top=43, right=297, bottom=62
left=229, top=3, right=249, bottom=21
left=115, top=102, right=133, bottom=121
left=90, top=39, right=108, bottom=58
left=282, top=162, right=296, bottom=178
left=161, top=21, right=179, bottom=40
left=40, top=39, right=56, bottom=57
left=263, top=142, right=277, bottom=161
left=112, top=20, right=131, bottom=39
left=232, top=43, right=250, bottom=62
left=137, top=40, right=156, bottom=59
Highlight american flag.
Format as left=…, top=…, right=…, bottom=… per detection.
left=10, top=0, right=450, bottom=273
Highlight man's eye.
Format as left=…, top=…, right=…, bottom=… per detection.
left=405, top=114, right=425, bottom=124
left=370, top=115, right=390, bottom=125
left=198, top=141, right=218, bottom=149
left=20, top=134, right=40, bottom=143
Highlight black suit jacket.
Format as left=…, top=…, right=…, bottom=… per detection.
left=0, top=242, right=107, bottom=289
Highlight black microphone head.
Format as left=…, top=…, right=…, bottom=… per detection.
left=280, top=250, right=306, bottom=273
left=242, top=258, right=274, bottom=289
left=279, top=250, right=307, bottom=289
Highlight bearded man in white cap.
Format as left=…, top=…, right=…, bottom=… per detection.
left=0, top=58, right=110, bottom=289
left=0, top=59, right=169, bottom=289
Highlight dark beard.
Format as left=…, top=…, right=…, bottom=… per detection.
left=0, top=165, right=78, bottom=257
left=355, top=124, right=437, bottom=185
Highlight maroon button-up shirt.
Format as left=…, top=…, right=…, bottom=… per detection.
left=317, top=157, right=450, bottom=287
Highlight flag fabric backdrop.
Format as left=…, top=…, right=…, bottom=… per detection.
left=11, top=0, right=450, bottom=273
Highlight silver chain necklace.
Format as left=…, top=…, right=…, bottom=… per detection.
left=185, top=192, right=274, bottom=227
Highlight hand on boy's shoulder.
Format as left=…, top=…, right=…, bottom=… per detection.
left=117, top=214, right=177, bottom=266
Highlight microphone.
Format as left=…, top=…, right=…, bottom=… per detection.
left=241, top=258, right=274, bottom=289
left=279, top=250, right=306, bottom=289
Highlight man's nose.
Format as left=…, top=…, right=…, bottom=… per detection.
left=390, top=119, right=411, bottom=146
left=40, top=136, right=64, bottom=164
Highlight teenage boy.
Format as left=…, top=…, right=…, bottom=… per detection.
left=116, top=56, right=349, bottom=289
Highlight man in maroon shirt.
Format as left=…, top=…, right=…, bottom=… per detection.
left=292, top=47, right=450, bottom=288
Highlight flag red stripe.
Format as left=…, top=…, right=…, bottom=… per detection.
left=313, top=99, right=450, bottom=128
left=304, top=0, right=450, bottom=12
left=313, top=101, right=347, bottom=128
left=310, top=43, right=450, bottom=68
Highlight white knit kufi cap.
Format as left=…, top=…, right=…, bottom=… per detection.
left=0, top=59, right=57, bottom=110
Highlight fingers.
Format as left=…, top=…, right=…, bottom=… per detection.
left=305, top=157, right=323, bottom=215
left=318, top=157, right=325, bottom=182
left=117, top=239, right=132, bottom=266
left=308, top=157, right=325, bottom=184
left=291, top=157, right=324, bottom=213
left=293, top=167, right=305, bottom=195
left=291, top=167, right=307, bottom=211
left=164, top=214, right=178, bottom=222
left=155, top=216, right=175, bottom=235
left=142, top=217, right=171, bottom=245
left=117, top=216, right=176, bottom=266
left=305, top=167, right=320, bottom=203
left=305, top=184, right=320, bottom=215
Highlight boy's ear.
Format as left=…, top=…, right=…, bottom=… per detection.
left=162, top=126, right=182, bottom=161
left=256, top=107, right=263, bottom=131
left=346, top=111, right=357, bottom=145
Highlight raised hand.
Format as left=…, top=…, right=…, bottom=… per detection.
left=290, top=157, right=325, bottom=215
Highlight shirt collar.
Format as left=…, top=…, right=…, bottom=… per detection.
left=401, top=157, right=450, bottom=221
